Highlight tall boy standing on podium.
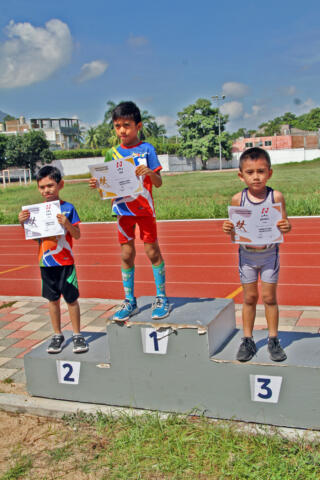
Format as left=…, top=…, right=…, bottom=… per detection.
left=223, top=147, right=291, bottom=362
left=89, top=101, right=170, bottom=321
left=18, top=166, right=88, bottom=354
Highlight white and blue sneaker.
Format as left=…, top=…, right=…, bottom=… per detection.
left=113, top=298, right=139, bottom=322
left=151, top=296, right=171, bottom=320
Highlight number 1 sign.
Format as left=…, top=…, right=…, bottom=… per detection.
left=141, top=327, right=170, bottom=354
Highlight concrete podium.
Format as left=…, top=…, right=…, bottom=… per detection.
left=24, top=297, right=320, bottom=430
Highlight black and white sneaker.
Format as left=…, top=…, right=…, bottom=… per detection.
left=268, top=336, right=287, bottom=362
left=236, top=337, right=257, bottom=362
left=47, top=334, right=65, bottom=354
left=72, top=334, right=89, bottom=353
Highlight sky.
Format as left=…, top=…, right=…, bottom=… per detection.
left=1, top=0, right=320, bottom=135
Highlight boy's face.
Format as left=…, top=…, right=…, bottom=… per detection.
left=37, top=176, right=64, bottom=202
left=238, top=157, right=272, bottom=193
left=113, top=117, right=142, bottom=147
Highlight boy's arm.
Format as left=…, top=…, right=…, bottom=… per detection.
left=135, top=165, right=162, bottom=187
left=57, top=214, right=81, bottom=240
left=274, top=191, right=291, bottom=233
left=222, top=192, right=241, bottom=234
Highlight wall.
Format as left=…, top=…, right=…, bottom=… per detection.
left=46, top=148, right=320, bottom=176
left=50, top=157, right=104, bottom=176
left=231, top=148, right=320, bottom=168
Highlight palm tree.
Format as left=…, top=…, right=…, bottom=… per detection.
left=85, top=127, right=99, bottom=149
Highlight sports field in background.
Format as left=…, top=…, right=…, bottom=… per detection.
left=1, top=159, right=320, bottom=224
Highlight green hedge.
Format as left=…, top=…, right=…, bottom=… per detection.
left=52, top=149, right=104, bottom=159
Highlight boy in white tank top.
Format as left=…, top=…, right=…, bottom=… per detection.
left=223, top=147, right=291, bottom=362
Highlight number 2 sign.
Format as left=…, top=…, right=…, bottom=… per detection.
left=56, top=360, right=81, bottom=385
left=250, top=375, right=283, bottom=403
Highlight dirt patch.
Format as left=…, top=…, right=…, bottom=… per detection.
left=0, top=381, right=28, bottom=395
left=0, top=410, right=109, bottom=479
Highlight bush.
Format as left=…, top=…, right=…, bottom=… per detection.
left=53, top=149, right=103, bottom=159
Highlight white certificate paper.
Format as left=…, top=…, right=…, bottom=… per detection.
left=228, top=203, right=283, bottom=245
left=89, top=156, right=143, bottom=200
left=22, top=200, right=64, bottom=240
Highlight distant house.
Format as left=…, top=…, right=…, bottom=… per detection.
left=232, top=125, right=319, bottom=153
left=30, top=117, right=80, bottom=150
left=0, top=116, right=80, bottom=150
left=1, top=116, right=30, bottom=134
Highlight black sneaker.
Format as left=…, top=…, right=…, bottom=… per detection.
left=236, top=337, right=257, bottom=362
left=268, top=337, right=287, bottom=362
left=47, top=334, right=65, bottom=354
left=73, top=334, right=89, bottom=353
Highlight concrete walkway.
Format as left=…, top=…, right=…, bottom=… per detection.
left=0, top=295, right=319, bottom=385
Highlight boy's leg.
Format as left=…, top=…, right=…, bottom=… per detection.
left=47, top=299, right=65, bottom=353
left=261, top=281, right=278, bottom=337
left=67, top=299, right=81, bottom=334
left=48, top=299, right=62, bottom=334
left=261, top=281, right=286, bottom=361
left=237, top=282, right=258, bottom=362
left=241, top=282, right=259, bottom=337
left=113, top=240, right=139, bottom=321
left=144, top=241, right=170, bottom=319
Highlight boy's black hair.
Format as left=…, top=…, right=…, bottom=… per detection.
left=239, top=147, right=271, bottom=171
left=112, top=101, right=142, bottom=124
left=36, top=165, right=62, bottom=184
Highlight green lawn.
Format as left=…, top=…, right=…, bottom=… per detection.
left=1, top=159, right=320, bottom=224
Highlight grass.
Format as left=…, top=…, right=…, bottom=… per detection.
left=2, top=411, right=319, bottom=479
left=1, top=159, right=320, bottom=224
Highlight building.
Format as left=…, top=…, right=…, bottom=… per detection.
left=30, top=117, right=80, bottom=150
left=232, top=125, right=320, bottom=153
left=1, top=116, right=29, bottom=134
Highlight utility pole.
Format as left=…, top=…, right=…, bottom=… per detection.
left=212, top=95, right=226, bottom=170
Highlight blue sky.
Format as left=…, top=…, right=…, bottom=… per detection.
left=0, top=0, right=320, bottom=135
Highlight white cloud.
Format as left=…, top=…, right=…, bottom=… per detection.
left=285, top=85, right=296, bottom=96
left=75, top=60, right=108, bottom=83
left=222, top=81, right=249, bottom=99
left=220, top=101, right=244, bottom=119
left=0, top=19, right=73, bottom=88
left=155, top=115, right=177, bottom=135
left=244, top=104, right=264, bottom=119
left=127, top=35, right=148, bottom=48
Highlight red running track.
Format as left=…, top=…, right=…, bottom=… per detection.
left=0, top=217, right=319, bottom=306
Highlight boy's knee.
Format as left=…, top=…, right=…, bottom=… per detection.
left=262, top=294, right=277, bottom=306
left=144, top=242, right=161, bottom=263
left=243, top=293, right=259, bottom=305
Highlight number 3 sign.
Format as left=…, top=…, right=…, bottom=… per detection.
left=56, top=360, right=81, bottom=385
left=250, top=375, right=283, bottom=403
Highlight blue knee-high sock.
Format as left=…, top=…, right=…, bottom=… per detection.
left=122, top=267, right=135, bottom=301
left=152, top=261, right=166, bottom=297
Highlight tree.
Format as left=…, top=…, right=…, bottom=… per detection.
left=0, top=135, right=8, bottom=170
left=177, top=98, right=231, bottom=169
left=5, top=131, right=53, bottom=174
left=22, top=130, right=54, bottom=174
left=85, top=127, right=100, bottom=149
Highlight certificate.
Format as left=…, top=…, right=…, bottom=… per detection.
left=89, top=156, right=143, bottom=200
left=228, top=203, right=283, bottom=245
left=22, top=200, right=65, bottom=240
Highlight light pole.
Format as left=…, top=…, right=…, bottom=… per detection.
left=212, top=95, right=226, bottom=170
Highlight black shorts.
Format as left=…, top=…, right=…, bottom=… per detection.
left=40, top=265, right=79, bottom=303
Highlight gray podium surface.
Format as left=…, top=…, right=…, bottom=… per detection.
left=24, top=297, right=320, bottom=430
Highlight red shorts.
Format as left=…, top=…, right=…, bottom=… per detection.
left=117, top=216, right=158, bottom=244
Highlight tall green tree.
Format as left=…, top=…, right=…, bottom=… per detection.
left=177, top=98, right=231, bottom=169
left=5, top=131, right=53, bottom=174
left=85, top=127, right=100, bottom=149
left=0, top=135, right=8, bottom=169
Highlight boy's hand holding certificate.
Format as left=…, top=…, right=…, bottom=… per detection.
left=228, top=203, right=283, bottom=245
left=89, top=156, right=143, bottom=200
left=22, top=200, right=65, bottom=240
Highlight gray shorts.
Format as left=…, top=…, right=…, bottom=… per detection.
left=239, top=245, right=280, bottom=284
